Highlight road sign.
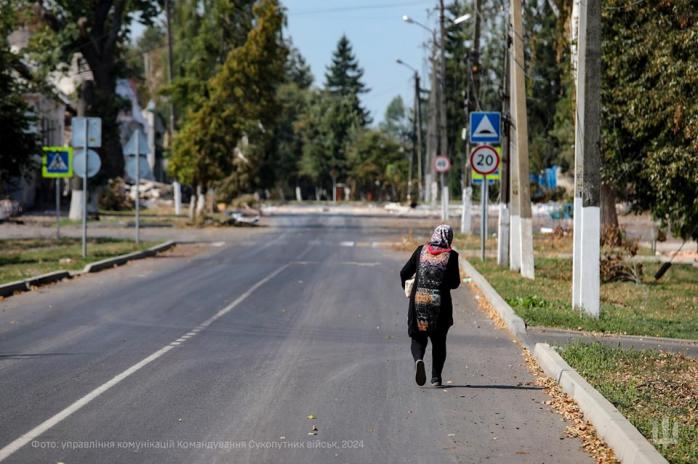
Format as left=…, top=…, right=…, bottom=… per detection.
left=469, top=111, right=501, bottom=144
left=71, top=117, right=102, bottom=148
left=124, top=129, right=148, bottom=155
left=42, top=147, right=73, bottom=178
left=470, top=144, right=500, bottom=176
left=472, top=169, right=499, bottom=183
left=434, top=155, right=451, bottom=173
left=73, top=148, right=102, bottom=178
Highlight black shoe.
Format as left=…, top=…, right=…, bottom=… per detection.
left=431, top=377, right=442, bottom=387
left=415, top=360, right=426, bottom=386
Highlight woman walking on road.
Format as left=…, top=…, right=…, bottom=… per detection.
left=400, top=224, right=461, bottom=387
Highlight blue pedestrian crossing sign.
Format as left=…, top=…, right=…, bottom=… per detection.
left=469, top=111, right=501, bottom=144
left=42, top=146, right=73, bottom=178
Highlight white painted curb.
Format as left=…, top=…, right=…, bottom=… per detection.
left=533, top=343, right=669, bottom=464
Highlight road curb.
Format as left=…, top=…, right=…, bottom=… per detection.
left=0, top=241, right=177, bottom=298
left=81, top=240, right=176, bottom=273
left=457, top=254, right=669, bottom=464
left=0, top=280, right=29, bottom=298
left=458, top=256, right=528, bottom=340
left=534, top=343, right=669, bottom=464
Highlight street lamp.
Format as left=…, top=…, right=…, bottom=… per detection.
left=396, top=58, right=424, bottom=204
left=402, top=11, right=473, bottom=218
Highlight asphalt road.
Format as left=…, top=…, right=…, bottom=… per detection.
left=0, top=215, right=593, bottom=463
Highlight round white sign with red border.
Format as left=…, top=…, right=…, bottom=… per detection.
left=434, top=155, right=451, bottom=173
left=469, top=145, right=500, bottom=176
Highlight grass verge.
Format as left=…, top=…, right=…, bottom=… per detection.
left=560, top=342, right=698, bottom=464
left=469, top=257, right=698, bottom=340
left=0, top=237, right=157, bottom=285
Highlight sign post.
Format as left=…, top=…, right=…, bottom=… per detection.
left=71, top=117, right=102, bottom=257
left=42, top=147, right=73, bottom=240
left=124, top=128, right=148, bottom=246
left=470, top=145, right=500, bottom=260
left=434, top=156, right=451, bottom=220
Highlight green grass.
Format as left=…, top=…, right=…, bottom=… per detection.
left=454, top=232, right=654, bottom=256
left=561, top=342, right=698, bottom=463
left=0, top=237, right=157, bottom=285
left=469, top=257, right=698, bottom=339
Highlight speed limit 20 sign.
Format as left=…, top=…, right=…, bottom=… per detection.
left=434, top=155, right=451, bottom=173
left=469, top=145, right=500, bottom=176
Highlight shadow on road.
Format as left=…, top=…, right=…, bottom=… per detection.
left=437, top=384, right=543, bottom=390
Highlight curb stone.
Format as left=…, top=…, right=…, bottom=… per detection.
left=457, top=254, right=669, bottom=464
left=534, top=343, right=669, bottom=464
left=457, top=255, right=527, bottom=340
left=81, top=240, right=176, bottom=273
left=0, top=241, right=177, bottom=298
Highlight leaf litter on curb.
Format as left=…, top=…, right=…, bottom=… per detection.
left=466, top=279, right=618, bottom=463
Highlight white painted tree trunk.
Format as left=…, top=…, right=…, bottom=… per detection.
left=69, top=190, right=85, bottom=220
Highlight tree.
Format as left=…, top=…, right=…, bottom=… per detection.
left=0, top=1, right=38, bottom=191
left=324, top=35, right=371, bottom=126
left=380, top=95, right=409, bottom=141
left=168, top=0, right=256, bottom=121
left=347, top=129, right=407, bottom=201
left=602, top=0, right=698, bottom=240
left=285, top=42, right=313, bottom=89
left=32, top=0, right=161, bottom=180
left=168, top=0, right=287, bottom=208
left=298, top=91, right=361, bottom=196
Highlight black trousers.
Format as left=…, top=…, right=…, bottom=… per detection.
left=410, top=328, right=449, bottom=379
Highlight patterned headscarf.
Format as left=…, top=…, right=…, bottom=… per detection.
left=429, top=224, right=453, bottom=250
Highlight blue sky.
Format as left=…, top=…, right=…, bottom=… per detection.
left=284, top=0, right=437, bottom=124
left=132, top=1, right=439, bottom=124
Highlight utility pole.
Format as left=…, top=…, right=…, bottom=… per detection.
left=165, top=0, right=175, bottom=138
left=426, top=47, right=438, bottom=207
left=497, top=15, right=511, bottom=267
left=414, top=72, right=424, bottom=203
left=572, top=0, right=601, bottom=316
left=510, top=0, right=534, bottom=279
left=439, top=0, right=449, bottom=220
left=461, top=1, right=480, bottom=234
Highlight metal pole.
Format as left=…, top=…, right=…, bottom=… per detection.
left=415, top=72, right=423, bottom=203
left=135, top=131, right=141, bottom=246
left=55, top=178, right=60, bottom=240
left=481, top=175, right=488, bottom=260
left=81, top=122, right=88, bottom=258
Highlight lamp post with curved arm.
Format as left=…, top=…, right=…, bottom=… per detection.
left=396, top=59, right=424, bottom=203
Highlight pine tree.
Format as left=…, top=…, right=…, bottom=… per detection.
left=285, top=43, right=313, bottom=89
left=324, top=35, right=371, bottom=126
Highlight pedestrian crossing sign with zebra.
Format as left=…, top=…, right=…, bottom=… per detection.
left=42, top=146, right=73, bottom=178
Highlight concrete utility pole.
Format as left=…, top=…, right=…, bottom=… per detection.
left=509, top=0, right=534, bottom=279
left=497, top=16, right=511, bottom=267
left=165, top=0, right=175, bottom=137
left=426, top=48, right=438, bottom=206
left=461, top=1, right=480, bottom=234
left=572, top=0, right=601, bottom=316
left=439, top=0, right=449, bottom=220
left=414, top=72, right=424, bottom=202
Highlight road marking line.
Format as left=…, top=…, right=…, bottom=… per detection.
left=340, top=261, right=380, bottom=267
left=339, top=241, right=355, bottom=247
left=0, top=263, right=290, bottom=462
